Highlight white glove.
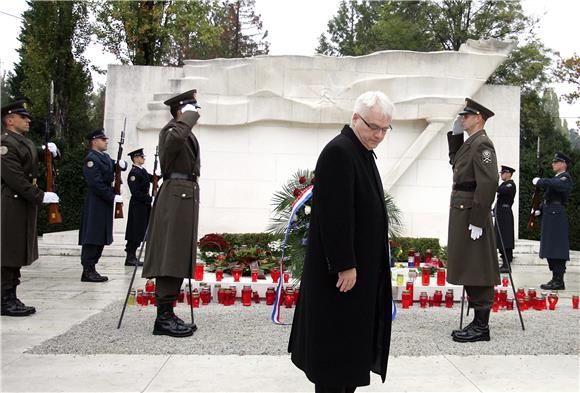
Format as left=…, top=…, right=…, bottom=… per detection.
left=532, top=177, right=539, bottom=185
left=181, top=104, right=198, bottom=113
left=468, top=224, right=483, bottom=240
left=118, top=159, right=127, bottom=170
left=530, top=209, right=541, bottom=217
left=452, top=116, right=464, bottom=135
left=114, top=195, right=123, bottom=204
left=42, top=192, right=60, bottom=204
left=42, top=142, right=59, bottom=157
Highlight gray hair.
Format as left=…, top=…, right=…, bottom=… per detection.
left=353, top=91, right=394, bottom=119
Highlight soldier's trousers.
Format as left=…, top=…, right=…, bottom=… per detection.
left=465, top=285, right=494, bottom=310
left=155, top=277, right=183, bottom=305
left=80, top=244, right=105, bottom=267
left=125, top=241, right=141, bottom=256
left=547, top=258, right=567, bottom=275
left=1, top=267, right=21, bottom=291
left=499, top=248, right=513, bottom=264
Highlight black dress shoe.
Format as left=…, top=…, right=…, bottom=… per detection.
left=453, top=309, right=491, bottom=343
left=153, top=312, right=194, bottom=337
left=81, top=268, right=109, bottom=282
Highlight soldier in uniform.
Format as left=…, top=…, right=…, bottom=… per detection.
left=143, top=89, right=201, bottom=337
left=1, top=100, right=60, bottom=316
left=447, top=98, right=500, bottom=343
left=124, top=148, right=153, bottom=266
left=495, top=165, right=516, bottom=273
left=532, top=152, right=573, bottom=290
left=78, top=129, right=126, bottom=282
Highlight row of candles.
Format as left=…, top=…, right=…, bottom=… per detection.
left=128, top=279, right=300, bottom=309
left=194, top=263, right=289, bottom=284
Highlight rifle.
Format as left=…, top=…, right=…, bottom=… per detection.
left=527, top=136, right=543, bottom=230
left=45, top=81, right=62, bottom=224
left=152, top=145, right=159, bottom=197
left=114, top=118, right=126, bottom=219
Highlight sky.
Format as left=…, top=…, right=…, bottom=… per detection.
left=0, top=0, right=578, bottom=122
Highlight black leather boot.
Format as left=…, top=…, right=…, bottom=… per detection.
left=81, top=265, right=109, bottom=282
left=541, top=273, right=565, bottom=290
left=153, top=302, right=194, bottom=337
left=452, top=308, right=490, bottom=343
left=1, top=288, right=35, bottom=317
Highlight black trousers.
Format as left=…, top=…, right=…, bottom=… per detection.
left=155, top=277, right=183, bottom=304
left=547, top=258, right=567, bottom=275
left=314, top=385, right=356, bottom=393
left=1, top=266, right=21, bottom=291
left=465, top=285, right=494, bottom=310
left=80, top=244, right=105, bottom=267
left=125, top=241, right=140, bottom=255
left=499, top=248, right=513, bottom=264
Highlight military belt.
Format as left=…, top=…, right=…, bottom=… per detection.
left=163, top=172, right=197, bottom=182
left=453, top=182, right=477, bottom=192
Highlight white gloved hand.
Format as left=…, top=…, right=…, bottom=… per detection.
left=42, top=142, right=59, bottom=157
left=181, top=104, right=198, bottom=113
left=118, top=159, right=127, bottom=170
left=468, top=224, right=483, bottom=240
left=114, top=195, right=123, bottom=204
left=42, top=192, right=60, bottom=204
left=532, top=177, right=539, bottom=185
left=452, top=116, right=464, bottom=135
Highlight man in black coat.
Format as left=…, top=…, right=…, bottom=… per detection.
left=531, top=152, right=573, bottom=290
left=124, top=148, right=153, bottom=266
left=495, top=165, right=516, bottom=273
left=78, top=129, right=126, bottom=282
left=289, top=91, right=393, bottom=393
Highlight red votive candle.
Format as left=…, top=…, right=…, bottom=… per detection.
left=419, top=292, right=428, bottom=308
left=421, top=267, right=431, bottom=286
left=242, top=285, right=252, bottom=306
left=436, top=268, right=446, bottom=286
left=572, top=295, right=579, bottom=309
left=215, top=269, right=223, bottom=282
left=271, top=268, right=280, bottom=283
left=232, top=267, right=242, bottom=282
left=265, top=287, right=276, bottom=305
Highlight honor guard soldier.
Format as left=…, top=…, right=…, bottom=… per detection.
left=124, top=148, right=153, bottom=266
left=143, top=89, right=201, bottom=337
left=495, top=165, right=517, bottom=273
left=447, top=98, right=500, bottom=343
left=531, top=152, right=573, bottom=290
left=78, top=129, right=126, bottom=282
left=1, top=100, right=60, bottom=316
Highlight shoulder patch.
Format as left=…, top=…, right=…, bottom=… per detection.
left=130, top=176, right=136, bottom=181
left=86, top=160, right=94, bottom=168
left=481, top=149, right=493, bottom=165
left=0, top=145, right=7, bottom=155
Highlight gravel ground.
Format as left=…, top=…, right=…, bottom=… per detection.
left=28, top=301, right=579, bottom=356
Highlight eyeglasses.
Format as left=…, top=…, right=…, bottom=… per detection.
left=358, top=114, right=392, bottom=134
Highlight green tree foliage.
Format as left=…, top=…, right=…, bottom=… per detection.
left=92, top=0, right=269, bottom=65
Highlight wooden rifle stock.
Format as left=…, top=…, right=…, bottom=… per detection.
left=114, top=118, right=126, bottom=219
left=45, top=80, right=62, bottom=224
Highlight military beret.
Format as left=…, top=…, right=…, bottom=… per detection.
left=163, top=89, right=199, bottom=109
left=128, top=148, right=144, bottom=158
left=1, top=99, right=31, bottom=119
left=85, top=128, right=109, bottom=141
left=459, top=98, right=495, bottom=120
left=552, top=152, right=570, bottom=165
left=500, top=165, right=516, bottom=174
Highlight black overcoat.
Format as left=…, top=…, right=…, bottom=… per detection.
left=125, top=165, right=152, bottom=243
left=1, top=130, right=44, bottom=267
left=538, top=172, right=573, bottom=260
left=495, top=179, right=516, bottom=249
left=288, top=125, right=392, bottom=387
left=78, top=150, right=118, bottom=246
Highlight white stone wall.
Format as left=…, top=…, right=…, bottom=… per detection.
left=104, top=40, right=520, bottom=245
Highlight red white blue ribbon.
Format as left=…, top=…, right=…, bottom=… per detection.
left=271, top=185, right=314, bottom=325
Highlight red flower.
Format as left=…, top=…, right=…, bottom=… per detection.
left=293, top=188, right=301, bottom=197
left=310, top=177, right=316, bottom=184
left=299, top=176, right=306, bottom=184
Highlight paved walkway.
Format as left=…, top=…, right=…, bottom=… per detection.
left=1, top=254, right=579, bottom=392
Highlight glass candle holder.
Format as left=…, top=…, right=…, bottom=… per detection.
left=419, top=292, right=428, bottom=308
left=265, top=287, right=276, bottom=305
left=445, top=289, right=454, bottom=308
left=502, top=276, right=509, bottom=287
left=433, top=290, right=443, bottom=307
left=436, top=268, right=446, bottom=286
left=547, top=292, right=558, bottom=310
left=215, top=269, right=224, bottom=282
left=145, top=279, right=155, bottom=293
left=232, top=267, right=242, bottom=282
left=194, top=263, right=205, bottom=281
left=422, top=267, right=431, bottom=286
left=242, top=285, right=252, bottom=306
left=271, top=268, right=280, bottom=283
left=251, top=269, right=259, bottom=283
left=572, top=295, right=579, bottom=309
